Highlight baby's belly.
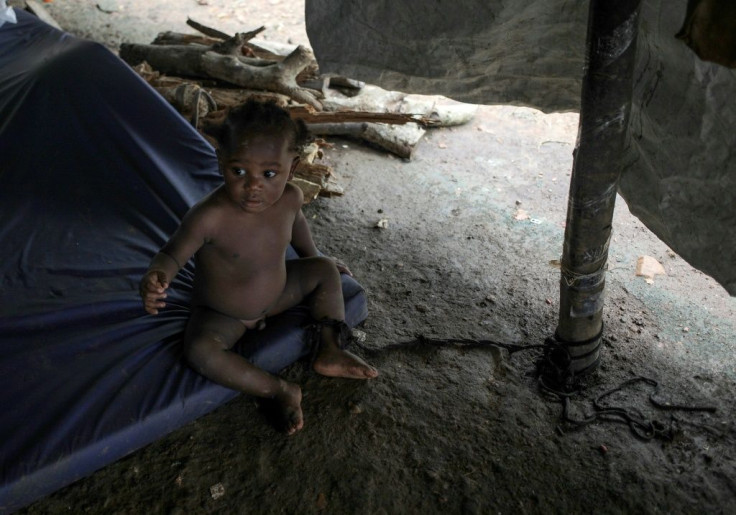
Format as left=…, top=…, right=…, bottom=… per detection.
left=192, top=270, right=286, bottom=321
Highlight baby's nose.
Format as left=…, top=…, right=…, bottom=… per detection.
left=243, top=175, right=262, bottom=190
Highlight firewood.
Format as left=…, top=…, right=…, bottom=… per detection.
left=320, top=172, right=345, bottom=198
left=152, top=32, right=223, bottom=47
left=294, top=162, right=331, bottom=187
left=207, top=88, right=291, bottom=109
left=322, top=85, right=477, bottom=127
left=200, top=46, right=322, bottom=108
left=121, top=44, right=226, bottom=77
left=290, top=178, right=322, bottom=203
left=307, top=122, right=426, bottom=159
left=121, top=42, right=320, bottom=108
left=157, top=83, right=216, bottom=127
left=185, top=17, right=232, bottom=40
left=289, top=105, right=434, bottom=127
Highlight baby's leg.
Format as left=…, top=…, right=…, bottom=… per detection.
left=268, top=257, right=378, bottom=379
left=183, top=307, right=303, bottom=434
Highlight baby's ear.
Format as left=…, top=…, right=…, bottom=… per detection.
left=288, top=156, right=300, bottom=180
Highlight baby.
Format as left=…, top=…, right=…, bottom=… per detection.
left=140, top=100, right=377, bottom=434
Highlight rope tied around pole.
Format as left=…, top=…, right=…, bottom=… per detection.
left=560, top=263, right=608, bottom=287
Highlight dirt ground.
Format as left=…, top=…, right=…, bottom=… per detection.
left=19, top=1, right=736, bottom=513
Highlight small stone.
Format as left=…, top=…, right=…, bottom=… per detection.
left=351, top=329, right=367, bottom=343
left=683, top=327, right=690, bottom=333
left=513, top=208, right=529, bottom=221
left=348, top=402, right=363, bottom=414
left=636, top=256, right=666, bottom=282
left=210, top=483, right=225, bottom=500
left=599, top=444, right=608, bottom=455
left=415, top=303, right=429, bottom=313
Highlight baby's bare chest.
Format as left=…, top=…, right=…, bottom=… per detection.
left=200, top=210, right=294, bottom=266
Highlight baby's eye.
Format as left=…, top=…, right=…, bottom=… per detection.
left=232, top=168, right=246, bottom=177
left=264, top=170, right=277, bottom=179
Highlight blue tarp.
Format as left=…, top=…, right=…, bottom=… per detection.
left=0, top=10, right=367, bottom=512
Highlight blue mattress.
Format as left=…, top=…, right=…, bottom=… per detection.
left=0, top=10, right=367, bottom=512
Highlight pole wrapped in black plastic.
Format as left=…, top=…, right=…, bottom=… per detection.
left=551, top=0, right=642, bottom=379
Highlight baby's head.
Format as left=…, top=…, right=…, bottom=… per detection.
left=215, top=99, right=311, bottom=159
left=212, top=100, right=312, bottom=213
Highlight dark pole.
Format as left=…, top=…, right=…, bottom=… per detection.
left=552, top=0, right=642, bottom=377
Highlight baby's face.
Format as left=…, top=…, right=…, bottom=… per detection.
left=219, top=132, right=296, bottom=213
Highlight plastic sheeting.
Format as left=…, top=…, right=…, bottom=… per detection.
left=306, top=0, right=736, bottom=295
left=0, top=10, right=367, bottom=512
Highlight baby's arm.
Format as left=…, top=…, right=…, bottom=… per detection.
left=139, top=205, right=210, bottom=314
left=291, top=207, right=319, bottom=258
left=288, top=185, right=352, bottom=276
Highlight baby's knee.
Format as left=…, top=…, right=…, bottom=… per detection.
left=312, top=256, right=341, bottom=280
left=183, top=333, right=226, bottom=371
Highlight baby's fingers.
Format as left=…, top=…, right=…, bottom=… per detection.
left=331, top=257, right=353, bottom=277
left=336, top=263, right=353, bottom=277
left=144, top=294, right=167, bottom=315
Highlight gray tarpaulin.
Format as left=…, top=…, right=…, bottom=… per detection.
left=306, top=0, right=736, bottom=295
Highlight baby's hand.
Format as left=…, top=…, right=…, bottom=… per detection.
left=331, top=257, right=352, bottom=277
left=140, top=270, right=169, bottom=315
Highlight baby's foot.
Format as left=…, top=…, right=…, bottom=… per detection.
left=313, top=347, right=379, bottom=379
left=272, top=381, right=304, bottom=435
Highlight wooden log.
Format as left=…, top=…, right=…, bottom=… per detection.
left=152, top=32, right=223, bottom=47
left=201, top=46, right=322, bottom=108
left=120, top=42, right=278, bottom=74
left=289, top=105, right=434, bottom=126
left=120, top=44, right=219, bottom=77
left=322, top=85, right=476, bottom=127
left=122, top=42, right=320, bottom=107
left=307, top=122, right=426, bottom=159
left=207, top=88, right=291, bottom=109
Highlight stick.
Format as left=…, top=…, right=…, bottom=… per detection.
left=186, top=17, right=231, bottom=40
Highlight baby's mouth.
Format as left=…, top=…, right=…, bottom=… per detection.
left=241, top=197, right=262, bottom=208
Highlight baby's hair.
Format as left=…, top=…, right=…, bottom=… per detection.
left=216, top=99, right=311, bottom=156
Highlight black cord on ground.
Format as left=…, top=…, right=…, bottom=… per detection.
left=351, top=331, right=719, bottom=441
